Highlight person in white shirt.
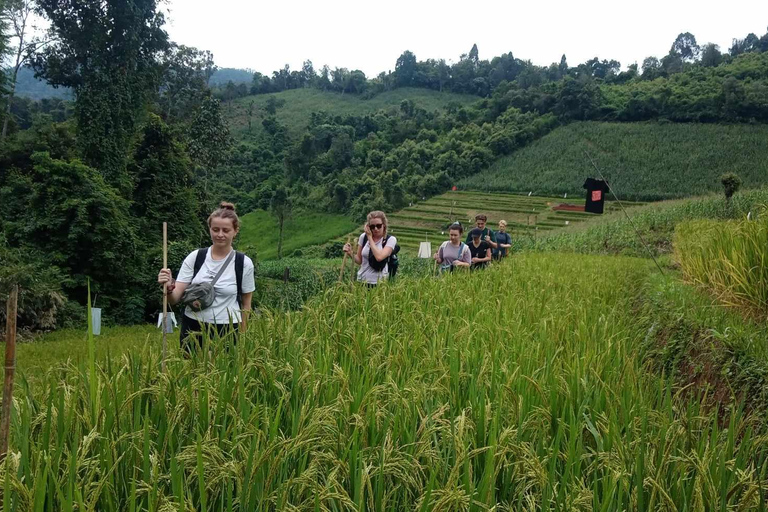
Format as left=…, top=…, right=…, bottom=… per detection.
left=434, top=222, right=472, bottom=272
left=342, top=211, right=397, bottom=286
left=157, top=202, right=255, bottom=349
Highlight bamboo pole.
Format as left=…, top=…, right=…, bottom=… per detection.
left=0, top=285, right=19, bottom=460
left=162, top=222, right=168, bottom=372
left=339, top=235, right=351, bottom=282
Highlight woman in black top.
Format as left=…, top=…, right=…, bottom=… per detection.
left=468, top=228, right=492, bottom=270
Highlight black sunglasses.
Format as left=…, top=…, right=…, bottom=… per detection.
left=369, top=223, right=384, bottom=229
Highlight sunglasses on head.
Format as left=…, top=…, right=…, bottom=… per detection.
left=369, top=223, right=384, bottom=229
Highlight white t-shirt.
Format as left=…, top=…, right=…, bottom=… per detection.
left=357, top=234, right=397, bottom=284
left=177, top=248, right=256, bottom=324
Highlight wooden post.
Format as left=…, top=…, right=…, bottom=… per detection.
left=0, top=285, right=19, bottom=460
left=339, top=235, right=351, bottom=282
left=162, top=222, right=168, bottom=372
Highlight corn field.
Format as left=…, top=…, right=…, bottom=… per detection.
left=458, top=122, right=768, bottom=201
left=1, top=254, right=767, bottom=510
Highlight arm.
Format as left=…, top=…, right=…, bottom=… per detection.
left=433, top=245, right=443, bottom=263
left=454, top=246, right=471, bottom=267
left=368, top=240, right=394, bottom=262
left=365, top=225, right=393, bottom=262
left=343, top=236, right=364, bottom=265
left=239, top=292, right=253, bottom=331
left=158, top=268, right=188, bottom=305
left=485, top=230, right=498, bottom=249
left=482, top=247, right=492, bottom=262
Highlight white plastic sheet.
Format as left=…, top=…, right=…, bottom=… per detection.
left=157, top=312, right=177, bottom=333
left=418, top=242, right=432, bottom=258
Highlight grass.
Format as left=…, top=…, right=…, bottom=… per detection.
left=2, top=253, right=768, bottom=509
left=238, top=209, right=356, bottom=260
left=223, top=87, right=478, bottom=139
left=675, top=213, right=768, bottom=317
left=458, top=121, right=768, bottom=200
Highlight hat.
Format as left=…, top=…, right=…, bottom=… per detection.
left=469, top=227, right=483, bottom=239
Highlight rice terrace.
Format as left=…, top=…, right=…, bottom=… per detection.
left=1, top=1, right=768, bottom=510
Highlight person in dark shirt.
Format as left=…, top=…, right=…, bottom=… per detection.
left=468, top=228, right=492, bottom=270
left=466, top=214, right=497, bottom=250
left=493, top=220, right=513, bottom=260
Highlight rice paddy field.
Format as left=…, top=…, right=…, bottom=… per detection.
left=2, top=250, right=768, bottom=510
left=339, top=190, right=643, bottom=256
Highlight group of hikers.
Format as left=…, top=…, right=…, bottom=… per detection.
left=157, top=204, right=512, bottom=347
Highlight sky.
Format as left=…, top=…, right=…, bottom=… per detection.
left=165, top=0, right=768, bottom=76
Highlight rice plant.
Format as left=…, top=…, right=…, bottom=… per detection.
left=1, top=254, right=767, bottom=510
left=675, top=211, right=768, bottom=318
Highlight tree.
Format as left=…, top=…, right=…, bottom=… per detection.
left=468, top=44, right=479, bottom=66
left=437, top=58, right=450, bottom=92
left=720, top=173, right=741, bottom=203
left=0, top=152, right=139, bottom=316
left=270, top=186, right=291, bottom=259
left=246, top=100, right=255, bottom=133
left=670, top=32, right=700, bottom=63
left=641, top=56, right=661, bottom=79
left=700, top=43, right=723, bottom=67
left=31, top=0, right=169, bottom=193
left=730, top=33, right=759, bottom=56
left=395, top=50, right=417, bottom=87
left=2, top=0, right=51, bottom=141
left=129, top=114, right=200, bottom=244
left=158, top=43, right=216, bottom=123
left=301, top=60, right=315, bottom=87
left=263, top=95, right=286, bottom=115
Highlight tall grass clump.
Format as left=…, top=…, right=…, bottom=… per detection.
left=675, top=212, right=768, bottom=318
left=1, top=253, right=767, bottom=510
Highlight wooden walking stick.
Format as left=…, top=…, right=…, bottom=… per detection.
left=0, top=285, right=19, bottom=460
left=162, top=222, right=168, bottom=372
left=339, top=235, right=351, bottom=282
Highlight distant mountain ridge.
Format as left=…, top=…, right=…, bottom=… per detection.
left=14, top=66, right=255, bottom=100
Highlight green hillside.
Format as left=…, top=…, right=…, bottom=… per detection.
left=238, top=209, right=356, bottom=260
left=223, top=87, right=478, bottom=139
left=459, top=121, right=768, bottom=201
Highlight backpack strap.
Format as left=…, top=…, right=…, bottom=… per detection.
left=235, top=251, right=244, bottom=307
left=361, top=234, right=368, bottom=248
left=192, top=247, right=208, bottom=279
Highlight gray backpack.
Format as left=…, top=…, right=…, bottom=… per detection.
left=180, top=250, right=235, bottom=312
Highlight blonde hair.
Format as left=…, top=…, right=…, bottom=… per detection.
left=499, top=220, right=507, bottom=227
left=367, top=211, right=388, bottom=237
left=208, top=202, right=240, bottom=230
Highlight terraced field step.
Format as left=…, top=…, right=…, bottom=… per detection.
left=405, top=205, right=551, bottom=216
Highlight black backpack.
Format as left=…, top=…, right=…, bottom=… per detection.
left=189, top=248, right=246, bottom=307
left=362, top=234, right=400, bottom=279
